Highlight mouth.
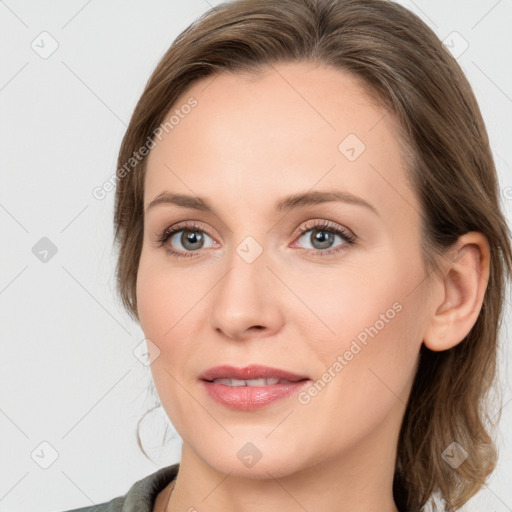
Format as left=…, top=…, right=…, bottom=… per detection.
left=199, top=364, right=311, bottom=410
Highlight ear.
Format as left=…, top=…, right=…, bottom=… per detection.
left=423, top=232, right=490, bottom=352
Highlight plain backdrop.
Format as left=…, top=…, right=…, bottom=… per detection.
left=1, top=1, right=511, bottom=511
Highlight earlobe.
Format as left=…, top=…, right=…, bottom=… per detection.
left=423, top=232, right=490, bottom=352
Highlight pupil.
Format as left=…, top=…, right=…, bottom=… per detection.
left=313, top=230, right=333, bottom=249
left=183, top=230, right=203, bottom=249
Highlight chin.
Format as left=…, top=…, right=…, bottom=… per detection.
left=192, top=435, right=310, bottom=480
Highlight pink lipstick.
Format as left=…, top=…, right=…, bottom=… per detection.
left=199, top=364, right=311, bottom=411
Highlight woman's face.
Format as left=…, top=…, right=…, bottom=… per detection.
left=137, top=61, right=433, bottom=479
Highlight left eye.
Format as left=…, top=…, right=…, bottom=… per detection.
left=292, top=220, right=356, bottom=255
left=295, top=226, right=348, bottom=252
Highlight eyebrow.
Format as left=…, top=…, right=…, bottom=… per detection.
left=145, top=189, right=378, bottom=216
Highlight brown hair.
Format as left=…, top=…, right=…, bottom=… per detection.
left=113, top=0, right=512, bottom=510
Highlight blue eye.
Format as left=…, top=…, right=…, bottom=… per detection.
left=154, top=219, right=356, bottom=259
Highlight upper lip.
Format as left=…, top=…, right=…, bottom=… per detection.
left=199, top=364, right=309, bottom=382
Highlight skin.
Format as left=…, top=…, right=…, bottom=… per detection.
left=136, top=61, right=490, bottom=512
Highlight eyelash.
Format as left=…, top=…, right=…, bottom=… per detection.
left=153, top=219, right=356, bottom=259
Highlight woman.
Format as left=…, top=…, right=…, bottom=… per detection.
left=65, top=0, right=512, bottom=510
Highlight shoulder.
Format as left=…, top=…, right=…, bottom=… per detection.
left=59, top=496, right=124, bottom=512
left=59, top=463, right=180, bottom=512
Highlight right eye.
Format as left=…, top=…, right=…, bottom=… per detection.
left=155, top=221, right=217, bottom=258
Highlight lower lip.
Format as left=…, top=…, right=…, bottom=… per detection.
left=201, top=380, right=310, bottom=411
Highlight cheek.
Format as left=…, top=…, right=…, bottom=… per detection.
left=136, top=255, right=207, bottom=381
left=136, top=251, right=187, bottom=337
left=306, top=248, right=425, bottom=382
left=299, top=293, right=422, bottom=447
left=136, top=257, right=197, bottom=430
left=295, top=256, right=402, bottom=340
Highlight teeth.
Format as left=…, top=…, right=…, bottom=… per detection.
left=213, top=377, right=286, bottom=386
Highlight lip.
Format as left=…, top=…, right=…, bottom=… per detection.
left=199, top=364, right=311, bottom=411
left=199, top=364, right=309, bottom=382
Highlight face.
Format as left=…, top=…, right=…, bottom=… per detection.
left=137, top=61, right=432, bottom=479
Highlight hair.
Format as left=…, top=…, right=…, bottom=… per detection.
left=112, top=0, right=512, bottom=510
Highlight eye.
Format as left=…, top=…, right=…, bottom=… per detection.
left=154, top=221, right=216, bottom=259
left=292, top=219, right=356, bottom=256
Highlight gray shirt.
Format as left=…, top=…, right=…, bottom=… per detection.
left=62, top=463, right=179, bottom=512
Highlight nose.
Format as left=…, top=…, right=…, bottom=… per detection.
left=209, top=249, right=284, bottom=341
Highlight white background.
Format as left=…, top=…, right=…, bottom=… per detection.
left=1, top=1, right=511, bottom=511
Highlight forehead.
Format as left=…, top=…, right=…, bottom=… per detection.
left=144, top=61, right=418, bottom=219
